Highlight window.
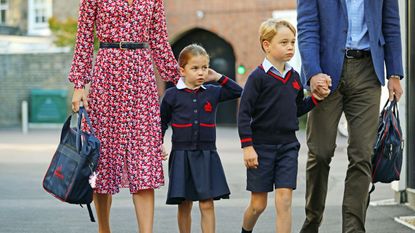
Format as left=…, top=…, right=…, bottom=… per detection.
left=34, top=0, right=48, bottom=24
left=0, top=0, right=8, bottom=25
left=28, top=0, right=52, bottom=35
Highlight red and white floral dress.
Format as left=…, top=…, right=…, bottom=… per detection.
left=68, top=0, right=179, bottom=194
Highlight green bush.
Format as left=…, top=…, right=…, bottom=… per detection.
left=48, top=16, right=99, bottom=51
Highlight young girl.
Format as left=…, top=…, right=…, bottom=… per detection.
left=160, top=44, right=242, bottom=233
left=238, top=19, right=329, bottom=233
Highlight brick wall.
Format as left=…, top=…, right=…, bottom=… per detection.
left=50, top=0, right=296, bottom=84
left=0, top=0, right=296, bottom=127
left=0, top=53, right=73, bottom=127
left=164, top=0, right=296, bottom=84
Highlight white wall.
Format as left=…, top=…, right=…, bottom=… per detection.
left=391, top=0, right=407, bottom=193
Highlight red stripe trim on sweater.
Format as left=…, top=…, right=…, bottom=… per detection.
left=219, top=77, right=229, bottom=86
left=240, top=138, right=252, bottom=143
left=259, top=65, right=292, bottom=84
left=200, top=123, right=216, bottom=127
left=172, top=123, right=193, bottom=128
left=311, top=95, right=319, bottom=105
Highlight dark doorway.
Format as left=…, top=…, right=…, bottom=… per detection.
left=169, top=28, right=237, bottom=125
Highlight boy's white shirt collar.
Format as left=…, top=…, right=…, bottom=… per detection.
left=262, top=58, right=292, bottom=77
left=176, top=77, right=206, bottom=90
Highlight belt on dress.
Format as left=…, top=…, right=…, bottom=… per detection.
left=345, top=48, right=371, bottom=59
left=99, top=42, right=149, bottom=49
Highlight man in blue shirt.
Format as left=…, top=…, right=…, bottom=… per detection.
left=297, top=0, right=403, bottom=232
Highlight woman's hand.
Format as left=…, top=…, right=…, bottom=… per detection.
left=71, top=88, right=89, bottom=112
left=243, top=146, right=259, bottom=169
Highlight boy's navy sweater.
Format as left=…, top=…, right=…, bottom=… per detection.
left=238, top=65, right=319, bottom=148
left=161, top=76, right=242, bottom=150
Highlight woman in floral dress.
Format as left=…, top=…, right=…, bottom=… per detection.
left=69, top=0, right=179, bottom=232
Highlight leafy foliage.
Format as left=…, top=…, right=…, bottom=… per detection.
left=48, top=16, right=99, bottom=51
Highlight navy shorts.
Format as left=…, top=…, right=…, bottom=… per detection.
left=246, top=141, right=300, bottom=192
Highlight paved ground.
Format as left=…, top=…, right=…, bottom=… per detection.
left=0, top=127, right=414, bottom=233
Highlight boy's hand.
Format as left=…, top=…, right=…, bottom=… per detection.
left=312, top=92, right=326, bottom=101
left=161, top=144, right=169, bottom=161
left=310, top=73, right=331, bottom=100
left=243, top=146, right=259, bottom=169
left=206, top=68, right=222, bottom=82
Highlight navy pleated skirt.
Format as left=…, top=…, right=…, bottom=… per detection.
left=166, top=150, right=230, bottom=205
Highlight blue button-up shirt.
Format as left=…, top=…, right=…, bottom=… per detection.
left=262, top=58, right=292, bottom=78
left=345, top=0, right=370, bottom=50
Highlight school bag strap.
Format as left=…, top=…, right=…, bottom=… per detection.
left=43, top=106, right=101, bottom=222
left=368, top=98, right=404, bottom=202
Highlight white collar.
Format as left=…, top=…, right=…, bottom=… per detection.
left=176, top=78, right=206, bottom=90
left=262, top=58, right=292, bottom=76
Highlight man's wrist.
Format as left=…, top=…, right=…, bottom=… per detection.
left=389, top=75, right=401, bottom=80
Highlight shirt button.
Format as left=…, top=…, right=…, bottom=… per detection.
left=194, top=120, right=198, bottom=124
left=194, top=109, right=198, bottom=113
left=193, top=99, right=197, bottom=103
left=194, top=131, right=198, bottom=135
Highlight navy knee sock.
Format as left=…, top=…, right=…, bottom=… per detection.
left=241, top=228, right=252, bottom=233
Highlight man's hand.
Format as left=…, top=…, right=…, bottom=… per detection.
left=243, top=146, right=259, bottom=169
left=71, top=88, right=89, bottom=112
left=206, top=68, right=222, bottom=82
left=388, top=76, right=403, bottom=101
left=310, top=73, right=332, bottom=100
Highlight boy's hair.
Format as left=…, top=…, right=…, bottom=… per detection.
left=259, top=18, right=296, bottom=52
left=178, top=44, right=210, bottom=68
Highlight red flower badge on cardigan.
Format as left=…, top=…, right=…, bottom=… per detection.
left=204, top=101, right=212, bottom=112
left=292, top=80, right=301, bottom=90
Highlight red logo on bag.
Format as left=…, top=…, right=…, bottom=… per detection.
left=292, top=80, right=301, bottom=90
left=54, top=166, right=64, bottom=180
left=204, top=101, right=212, bottom=112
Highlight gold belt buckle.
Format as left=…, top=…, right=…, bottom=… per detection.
left=119, top=41, right=126, bottom=50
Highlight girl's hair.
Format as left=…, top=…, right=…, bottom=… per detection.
left=259, top=18, right=296, bottom=52
left=178, top=44, right=210, bottom=68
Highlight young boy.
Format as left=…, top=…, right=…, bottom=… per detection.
left=238, top=19, right=330, bottom=233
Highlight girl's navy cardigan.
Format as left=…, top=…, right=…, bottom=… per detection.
left=161, top=76, right=243, bottom=150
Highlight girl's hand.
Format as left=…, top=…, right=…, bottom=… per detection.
left=206, top=68, right=222, bottom=82
left=243, top=146, right=259, bottom=169
left=72, top=88, right=89, bottom=112
left=161, top=144, right=169, bottom=161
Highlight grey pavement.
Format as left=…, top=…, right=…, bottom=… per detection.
left=0, top=127, right=414, bottom=233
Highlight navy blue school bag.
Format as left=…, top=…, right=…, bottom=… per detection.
left=371, top=99, right=404, bottom=185
left=42, top=107, right=100, bottom=222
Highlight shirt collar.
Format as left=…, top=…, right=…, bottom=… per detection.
left=176, top=78, right=206, bottom=90
left=262, top=58, right=292, bottom=77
